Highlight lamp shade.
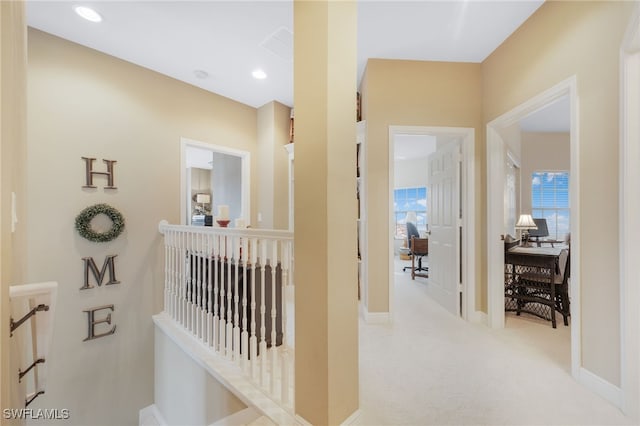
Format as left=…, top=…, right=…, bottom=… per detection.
left=195, top=193, right=210, bottom=204
left=515, top=214, right=537, bottom=229
left=405, top=211, right=418, bottom=224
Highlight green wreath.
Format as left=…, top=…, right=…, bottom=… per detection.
left=75, top=203, right=125, bottom=243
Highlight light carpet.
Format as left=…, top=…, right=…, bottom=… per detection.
left=354, top=258, right=633, bottom=426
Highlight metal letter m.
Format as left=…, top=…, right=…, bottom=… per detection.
left=80, top=255, right=120, bottom=290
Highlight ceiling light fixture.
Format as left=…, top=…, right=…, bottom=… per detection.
left=252, top=69, right=267, bottom=80
left=74, top=5, right=102, bottom=23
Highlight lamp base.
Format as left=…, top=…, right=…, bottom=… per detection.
left=216, top=219, right=230, bottom=228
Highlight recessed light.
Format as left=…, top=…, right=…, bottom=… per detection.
left=74, top=6, right=102, bottom=22
left=252, top=69, right=267, bottom=80
left=193, top=70, right=209, bottom=79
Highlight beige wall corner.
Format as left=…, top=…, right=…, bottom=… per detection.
left=1, top=0, right=28, bottom=421
left=482, top=0, right=635, bottom=386
left=257, top=101, right=291, bottom=230
left=361, top=59, right=484, bottom=313
left=293, top=1, right=359, bottom=424
left=26, top=29, right=258, bottom=424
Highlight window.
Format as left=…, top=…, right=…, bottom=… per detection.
left=531, top=171, right=570, bottom=240
left=393, top=187, right=427, bottom=238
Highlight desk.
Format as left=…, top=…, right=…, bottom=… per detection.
left=504, top=246, right=570, bottom=328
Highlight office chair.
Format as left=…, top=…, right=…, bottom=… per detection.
left=402, top=222, right=428, bottom=278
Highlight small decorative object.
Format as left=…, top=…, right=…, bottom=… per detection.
left=75, top=203, right=125, bottom=243
left=234, top=218, right=246, bottom=228
left=515, top=214, right=537, bottom=246
left=216, top=204, right=230, bottom=227
left=194, top=193, right=210, bottom=214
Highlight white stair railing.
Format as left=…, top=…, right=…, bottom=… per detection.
left=158, top=221, right=294, bottom=412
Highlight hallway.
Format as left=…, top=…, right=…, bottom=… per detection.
left=355, top=259, right=632, bottom=425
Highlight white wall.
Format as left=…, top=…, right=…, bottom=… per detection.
left=520, top=132, right=570, bottom=214
left=394, top=157, right=428, bottom=189
left=154, top=327, right=246, bottom=425
left=211, top=152, right=242, bottom=221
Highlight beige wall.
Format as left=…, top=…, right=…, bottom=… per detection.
left=294, top=1, right=359, bottom=423
left=520, top=132, right=570, bottom=214
left=257, top=101, right=291, bottom=230
left=360, top=59, right=484, bottom=312
left=272, top=102, right=291, bottom=230
left=482, top=0, right=634, bottom=386
left=1, top=1, right=28, bottom=420
left=26, top=29, right=260, bottom=425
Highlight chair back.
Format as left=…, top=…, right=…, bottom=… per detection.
left=406, top=222, right=420, bottom=248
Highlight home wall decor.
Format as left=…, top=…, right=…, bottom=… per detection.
left=77, top=157, right=124, bottom=342
left=74, top=203, right=125, bottom=243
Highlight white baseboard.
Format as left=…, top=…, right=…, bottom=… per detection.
left=341, top=409, right=362, bottom=425
left=362, top=310, right=390, bottom=324
left=210, top=407, right=261, bottom=426
left=472, top=310, right=488, bottom=325
left=139, top=404, right=166, bottom=426
left=295, top=409, right=361, bottom=426
left=577, top=367, right=623, bottom=409
left=359, top=301, right=390, bottom=323
left=295, top=414, right=312, bottom=426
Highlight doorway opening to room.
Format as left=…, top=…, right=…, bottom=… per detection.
left=180, top=137, right=250, bottom=226
left=388, top=126, right=476, bottom=321
left=487, top=77, right=578, bottom=374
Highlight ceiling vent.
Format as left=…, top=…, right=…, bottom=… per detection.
left=260, top=26, right=293, bottom=62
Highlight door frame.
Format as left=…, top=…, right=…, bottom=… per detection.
left=180, top=137, right=251, bottom=226
left=486, top=76, right=580, bottom=372
left=620, top=3, right=640, bottom=420
left=388, top=126, right=476, bottom=322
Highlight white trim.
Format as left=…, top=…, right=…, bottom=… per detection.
left=472, top=310, right=488, bottom=325
left=620, top=3, right=640, bottom=421
left=486, top=76, right=581, bottom=378
left=577, top=367, right=623, bottom=409
left=180, top=137, right=251, bottom=226
left=359, top=302, right=390, bottom=324
left=153, top=313, right=296, bottom=426
left=139, top=404, right=167, bottom=426
left=294, top=414, right=312, bottom=426
left=340, top=409, right=362, bottom=425
left=209, top=407, right=262, bottom=426
left=388, top=126, right=476, bottom=322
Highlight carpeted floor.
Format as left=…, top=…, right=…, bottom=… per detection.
left=354, top=258, right=633, bottom=426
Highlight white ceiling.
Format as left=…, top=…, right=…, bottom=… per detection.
left=519, top=95, right=570, bottom=132
left=26, top=0, right=544, bottom=109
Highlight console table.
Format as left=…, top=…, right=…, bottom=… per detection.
left=504, top=246, right=570, bottom=328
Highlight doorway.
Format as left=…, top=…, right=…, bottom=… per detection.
left=180, top=137, right=250, bottom=226
left=388, top=126, right=476, bottom=321
left=486, top=77, right=579, bottom=374
left=620, top=4, right=640, bottom=419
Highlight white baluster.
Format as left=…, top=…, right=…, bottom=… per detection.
left=241, top=236, right=249, bottom=371
left=196, top=232, right=202, bottom=339
left=270, top=239, right=279, bottom=395
left=214, top=234, right=221, bottom=353
left=190, top=231, right=196, bottom=334
left=172, top=230, right=178, bottom=319
left=249, top=237, right=258, bottom=379
left=259, top=238, right=268, bottom=387
left=183, top=231, right=188, bottom=329
left=207, top=233, right=213, bottom=347
left=226, top=235, right=233, bottom=359
left=233, top=234, right=241, bottom=362
left=280, top=240, right=291, bottom=405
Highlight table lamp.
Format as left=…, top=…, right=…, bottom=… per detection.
left=515, top=214, right=537, bottom=246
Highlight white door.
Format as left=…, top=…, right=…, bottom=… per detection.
left=427, top=140, right=461, bottom=316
